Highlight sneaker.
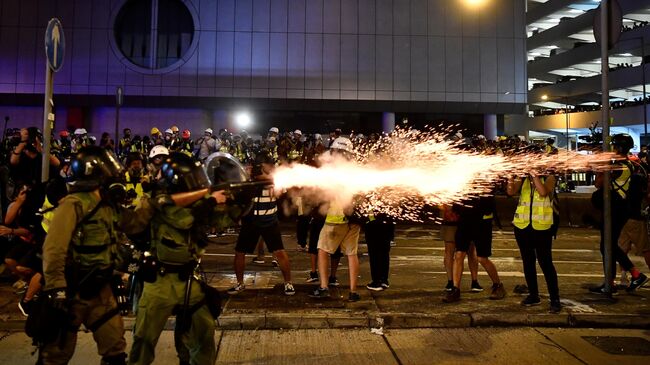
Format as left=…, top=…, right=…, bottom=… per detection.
left=381, top=281, right=390, bottom=289
left=272, top=259, right=279, bottom=267
left=284, top=282, right=296, bottom=296
left=520, top=295, right=541, bottom=306
left=227, top=282, right=246, bottom=295
left=12, top=279, right=26, bottom=290
left=309, top=287, right=330, bottom=298
left=489, top=283, right=506, bottom=300
left=297, top=244, right=307, bottom=252
left=18, top=299, right=31, bottom=317
left=445, top=280, right=454, bottom=292
left=513, top=284, right=529, bottom=294
left=306, top=271, right=319, bottom=283
left=627, top=273, right=649, bottom=292
left=549, top=299, right=562, bottom=314
left=252, top=257, right=265, bottom=264
left=589, top=283, right=619, bottom=296
left=328, top=276, right=340, bottom=287
left=348, top=292, right=361, bottom=302
left=366, top=282, right=384, bottom=291
left=470, top=280, right=484, bottom=293
left=442, top=287, right=460, bottom=303
left=389, top=241, right=396, bottom=247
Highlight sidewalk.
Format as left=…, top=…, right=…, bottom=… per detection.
left=1, top=281, right=648, bottom=331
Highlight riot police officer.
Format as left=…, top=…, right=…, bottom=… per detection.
left=40, top=146, right=155, bottom=365
left=128, top=153, right=232, bottom=365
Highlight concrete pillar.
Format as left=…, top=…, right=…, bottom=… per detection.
left=382, top=112, right=395, bottom=133
left=484, top=114, right=497, bottom=140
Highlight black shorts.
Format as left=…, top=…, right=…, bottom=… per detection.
left=307, top=218, right=343, bottom=258
left=236, top=222, right=284, bottom=254
left=5, top=241, right=33, bottom=261
left=455, top=219, right=493, bottom=258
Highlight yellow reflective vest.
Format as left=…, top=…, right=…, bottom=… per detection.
left=512, top=177, right=554, bottom=231
left=612, top=161, right=632, bottom=200
left=325, top=202, right=348, bottom=224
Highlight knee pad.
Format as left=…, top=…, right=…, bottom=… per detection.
left=101, top=353, right=127, bottom=365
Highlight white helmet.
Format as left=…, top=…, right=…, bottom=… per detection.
left=149, top=145, right=169, bottom=159
left=205, top=128, right=213, bottom=135
left=269, top=127, right=279, bottom=134
left=314, top=133, right=322, bottom=141
left=294, top=129, right=302, bottom=136
left=165, top=128, right=173, bottom=134
left=330, top=137, right=353, bottom=153
left=74, top=128, right=87, bottom=135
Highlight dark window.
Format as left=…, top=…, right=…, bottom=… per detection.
left=114, top=0, right=195, bottom=70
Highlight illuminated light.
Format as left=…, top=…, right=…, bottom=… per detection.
left=541, top=94, right=549, bottom=100
left=461, top=0, right=488, bottom=8
left=235, top=112, right=251, bottom=128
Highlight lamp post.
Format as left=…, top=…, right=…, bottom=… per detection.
left=541, top=94, right=571, bottom=150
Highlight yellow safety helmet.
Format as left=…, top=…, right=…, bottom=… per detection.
left=151, top=127, right=160, bottom=135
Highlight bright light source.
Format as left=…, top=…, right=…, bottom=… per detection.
left=462, top=0, right=488, bottom=8
left=235, top=112, right=251, bottom=128
left=541, top=95, right=549, bottom=100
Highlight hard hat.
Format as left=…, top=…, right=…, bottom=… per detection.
left=150, top=127, right=160, bottom=135
left=126, top=151, right=144, bottom=167
left=59, top=130, right=69, bottom=138
left=205, top=128, right=213, bottom=135
left=611, top=133, right=634, bottom=153
left=149, top=145, right=169, bottom=159
left=165, top=128, right=173, bottom=134
left=182, top=129, right=191, bottom=139
left=294, top=129, right=302, bottom=136
left=330, top=137, right=353, bottom=153
left=314, top=133, right=322, bottom=140
left=170, top=125, right=179, bottom=133
left=74, top=128, right=87, bottom=135
left=269, top=127, right=279, bottom=134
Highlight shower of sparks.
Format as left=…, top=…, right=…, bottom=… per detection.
left=272, top=126, right=620, bottom=221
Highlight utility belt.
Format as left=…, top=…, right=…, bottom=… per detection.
left=138, top=259, right=197, bottom=283
left=66, top=265, right=114, bottom=300
left=158, top=261, right=197, bottom=281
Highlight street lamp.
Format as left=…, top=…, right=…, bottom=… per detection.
left=461, top=0, right=489, bottom=8
left=541, top=94, right=571, bottom=151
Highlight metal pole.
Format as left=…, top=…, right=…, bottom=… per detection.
left=115, top=87, right=121, bottom=155
left=41, top=63, right=54, bottom=183
left=600, top=0, right=613, bottom=296
left=642, top=39, right=647, bottom=143
left=565, top=98, right=570, bottom=151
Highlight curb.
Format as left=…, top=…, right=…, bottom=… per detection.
left=3, top=313, right=649, bottom=331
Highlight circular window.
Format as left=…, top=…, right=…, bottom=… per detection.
left=112, top=0, right=198, bottom=73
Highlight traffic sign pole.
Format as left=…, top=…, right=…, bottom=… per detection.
left=41, top=63, right=54, bottom=183
left=42, top=18, right=64, bottom=183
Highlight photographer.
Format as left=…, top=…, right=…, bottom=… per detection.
left=10, top=127, right=60, bottom=186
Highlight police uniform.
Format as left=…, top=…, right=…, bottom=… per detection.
left=129, top=153, right=235, bottom=365
left=40, top=148, right=154, bottom=365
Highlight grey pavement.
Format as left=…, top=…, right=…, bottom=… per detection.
left=0, top=225, right=649, bottom=331
left=1, top=328, right=649, bottom=364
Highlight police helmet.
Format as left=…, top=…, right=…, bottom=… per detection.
left=159, top=152, right=211, bottom=193
left=611, top=133, right=634, bottom=153
left=68, top=146, right=125, bottom=192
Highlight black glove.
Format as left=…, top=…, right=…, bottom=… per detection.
left=47, top=289, right=70, bottom=314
